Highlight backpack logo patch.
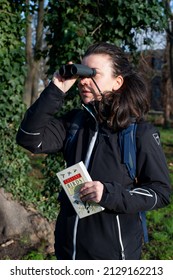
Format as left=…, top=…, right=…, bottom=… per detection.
left=152, top=133, right=160, bottom=145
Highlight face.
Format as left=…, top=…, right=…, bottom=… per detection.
left=78, top=54, right=123, bottom=104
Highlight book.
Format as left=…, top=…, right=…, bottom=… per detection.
left=56, top=161, right=104, bottom=218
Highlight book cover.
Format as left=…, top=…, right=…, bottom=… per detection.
left=56, top=161, right=103, bottom=218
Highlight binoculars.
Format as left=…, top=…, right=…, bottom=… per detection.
left=59, top=64, right=96, bottom=78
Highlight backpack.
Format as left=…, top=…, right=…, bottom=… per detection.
left=65, top=110, right=149, bottom=243
left=118, top=123, right=149, bottom=243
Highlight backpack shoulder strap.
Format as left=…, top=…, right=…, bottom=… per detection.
left=118, top=123, right=149, bottom=243
left=118, top=123, right=137, bottom=180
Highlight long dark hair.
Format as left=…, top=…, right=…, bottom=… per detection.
left=83, top=42, right=149, bottom=129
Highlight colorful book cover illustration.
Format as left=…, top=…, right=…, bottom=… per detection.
left=56, top=161, right=103, bottom=218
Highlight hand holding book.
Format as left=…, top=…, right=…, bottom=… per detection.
left=80, top=181, right=104, bottom=203
left=56, top=161, right=104, bottom=218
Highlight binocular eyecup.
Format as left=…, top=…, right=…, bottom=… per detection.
left=59, top=64, right=96, bottom=78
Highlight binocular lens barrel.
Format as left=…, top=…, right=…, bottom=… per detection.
left=59, top=64, right=96, bottom=78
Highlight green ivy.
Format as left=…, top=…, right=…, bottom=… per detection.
left=0, top=1, right=32, bottom=200
left=45, top=0, right=167, bottom=75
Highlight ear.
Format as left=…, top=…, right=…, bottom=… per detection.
left=112, top=75, right=124, bottom=91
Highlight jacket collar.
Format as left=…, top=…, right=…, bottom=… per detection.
left=82, top=101, right=99, bottom=131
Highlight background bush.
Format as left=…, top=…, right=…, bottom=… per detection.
left=0, top=2, right=33, bottom=200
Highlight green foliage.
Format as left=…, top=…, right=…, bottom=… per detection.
left=0, top=1, right=33, bottom=199
left=39, top=153, right=64, bottom=220
left=0, top=1, right=62, bottom=220
left=21, top=239, right=56, bottom=260
left=0, top=1, right=54, bottom=219
left=22, top=249, right=56, bottom=260
left=45, top=0, right=167, bottom=75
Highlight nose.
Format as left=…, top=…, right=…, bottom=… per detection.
left=79, top=76, right=90, bottom=85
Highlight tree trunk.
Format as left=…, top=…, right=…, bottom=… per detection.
left=31, top=0, right=44, bottom=104
left=162, top=0, right=173, bottom=127
left=23, top=0, right=45, bottom=107
left=23, top=0, right=33, bottom=107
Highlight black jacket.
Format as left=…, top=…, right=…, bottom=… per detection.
left=16, top=82, right=171, bottom=260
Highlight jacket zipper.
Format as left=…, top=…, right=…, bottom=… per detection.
left=116, top=215, right=125, bottom=260
left=72, top=106, right=98, bottom=259
left=72, top=215, right=79, bottom=260
left=72, top=131, right=98, bottom=259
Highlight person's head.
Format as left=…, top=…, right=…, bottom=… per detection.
left=78, top=44, right=124, bottom=104
left=78, top=42, right=149, bottom=129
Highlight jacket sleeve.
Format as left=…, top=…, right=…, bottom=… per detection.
left=100, top=123, right=171, bottom=213
left=16, top=82, right=67, bottom=154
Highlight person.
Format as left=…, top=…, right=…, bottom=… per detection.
left=16, top=42, right=171, bottom=260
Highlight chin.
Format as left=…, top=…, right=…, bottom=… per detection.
left=82, top=98, right=93, bottom=104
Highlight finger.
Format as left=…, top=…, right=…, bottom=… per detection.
left=53, top=71, right=65, bottom=82
left=80, top=192, right=97, bottom=202
left=80, top=182, right=93, bottom=191
left=80, top=185, right=94, bottom=197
